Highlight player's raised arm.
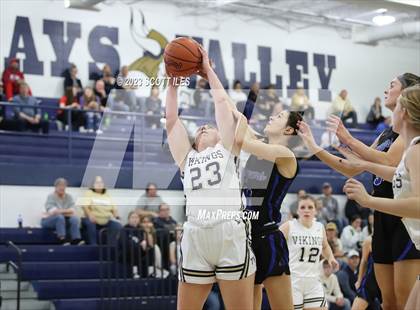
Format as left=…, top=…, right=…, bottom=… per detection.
left=165, top=82, right=192, bottom=170
left=298, top=120, right=367, bottom=178
left=198, top=47, right=241, bottom=155
left=327, top=115, right=404, bottom=167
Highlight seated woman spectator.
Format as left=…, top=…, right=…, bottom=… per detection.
left=290, top=86, right=314, bottom=121
left=341, top=215, right=363, bottom=253
left=79, top=176, right=122, bottom=245
left=57, top=86, right=85, bottom=131
left=13, top=82, right=49, bottom=134
left=79, top=87, right=103, bottom=132
left=326, top=222, right=345, bottom=258
left=228, top=80, right=247, bottom=104
left=41, top=178, right=83, bottom=245
left=257, top=84, right=280, bottom=119
left=331, top=90, right=358, bottom=128
left=63, top=63, right=82, bottom=94
left=366, top=97, right=384, bottom=127
left=144, top=85, right=162, bottom=128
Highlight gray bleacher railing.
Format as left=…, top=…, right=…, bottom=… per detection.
left=0, top=101, right=215, bottom=166
left=6, top=241, right=22, bottom=310
left=98, top=227, right=179, bottom=310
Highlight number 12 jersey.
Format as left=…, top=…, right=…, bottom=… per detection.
left=288, top=219, right=324, bottom=278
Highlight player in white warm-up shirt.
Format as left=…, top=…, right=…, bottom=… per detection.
left=281, top=195, right=338, bottom=310
left=343, top=85, right=420, bottom=310
left=165, top=46, right=255, bottom=310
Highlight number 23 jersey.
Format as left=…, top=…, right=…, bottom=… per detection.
left=182, top=143, right=242, bottom=227
left=288, top=219, right=324, bottom=278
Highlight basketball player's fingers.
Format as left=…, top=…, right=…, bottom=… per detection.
left=328, top=114, right=341, bottom=122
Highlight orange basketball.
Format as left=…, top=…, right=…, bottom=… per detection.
left=164, top=37, right=202, bottom=78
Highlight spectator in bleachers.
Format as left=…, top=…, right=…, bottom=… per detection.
left=366, top=97, right=384, bottom=127
left=80, top=176, right=122, bottom=245
left=319, top=182, right=344, bottom=232
left=41, top=178, right=83, bottom=245
left=331, top=90, right=358, bottom=128
left=361, top=212, right=374, bottom=241
left=375, top=115, right=391, bottom=136
left=63, top=63, right=82, bottom=94
left=136, top=183, right=164, bottom=218
left=228, top=80, right=247, bottom=104
left=288, top=189, right=306, bottom=218
left=336, top=250, right=360, bottom=304
left=320, top=259, right=351, bottom=310
left=261, top=84, right=280, bottom=114
left=13, top=82, right=49, bottom=134
left=169, top=224, right=182, bottom=275
left=2, top=58, right=28, bottom=101
left=94, top=79, right=108, bottom=107
left=99, top=64, right=116, bottom=95
left=122, top=211, right=155, bottom=278
left=153, top=203, right=177, bottom=269
left=193, top=78, right=212, bottom=115
left=153, top=203, right=177, bottom=231
left=108, top=88, right=135, bottom=113
left=290, top=86, right=314, bottom=121
left=341, top=215, right=363, bottom=253
left=144, top=85, right=162, bottom=128
left=57, top=86, right=85, bottom=131
left=115, top=65, right=129, bottom=90
left=326, top=222, right=345, bottom=259
left=79, top=87, right=102, bottom=132
left=139, top=215, right=168, bottom=278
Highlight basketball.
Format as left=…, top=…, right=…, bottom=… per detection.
left=164, top=37, right=202, bottom=78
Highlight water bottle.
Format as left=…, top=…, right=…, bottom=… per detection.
left=132, top=266, right=140, bottom=279
left=17, top=214, right=23, bottom=228
left=44, top=112, right=49, bottom=121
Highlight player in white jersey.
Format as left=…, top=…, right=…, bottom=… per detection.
left=165, top=47, right=255, bottom=309
left=343, top=84, right=420, bottom=310
left=280, top=195, right=338, bottom=310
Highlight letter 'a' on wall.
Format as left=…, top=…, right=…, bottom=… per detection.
left=4, top=16, right=43, bottom=75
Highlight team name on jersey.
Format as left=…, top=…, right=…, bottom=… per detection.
left=188, top=150, right=224, bottom=167
left=291, top=235, right=323, bottom=246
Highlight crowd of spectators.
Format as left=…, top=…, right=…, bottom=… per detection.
left=40, top=177, right=179, bottom=278
left=0, top=58, right=394, bottom=138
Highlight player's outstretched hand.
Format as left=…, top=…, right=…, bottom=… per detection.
left=197, top=45, right=212, bottom=80
left=297, top=120, right=320, bottom=153
left=343, top=178, right=371, bottom=207
left=328, top=257, right=339, bottom=272
left=326, top=115, right=353, bottom=145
